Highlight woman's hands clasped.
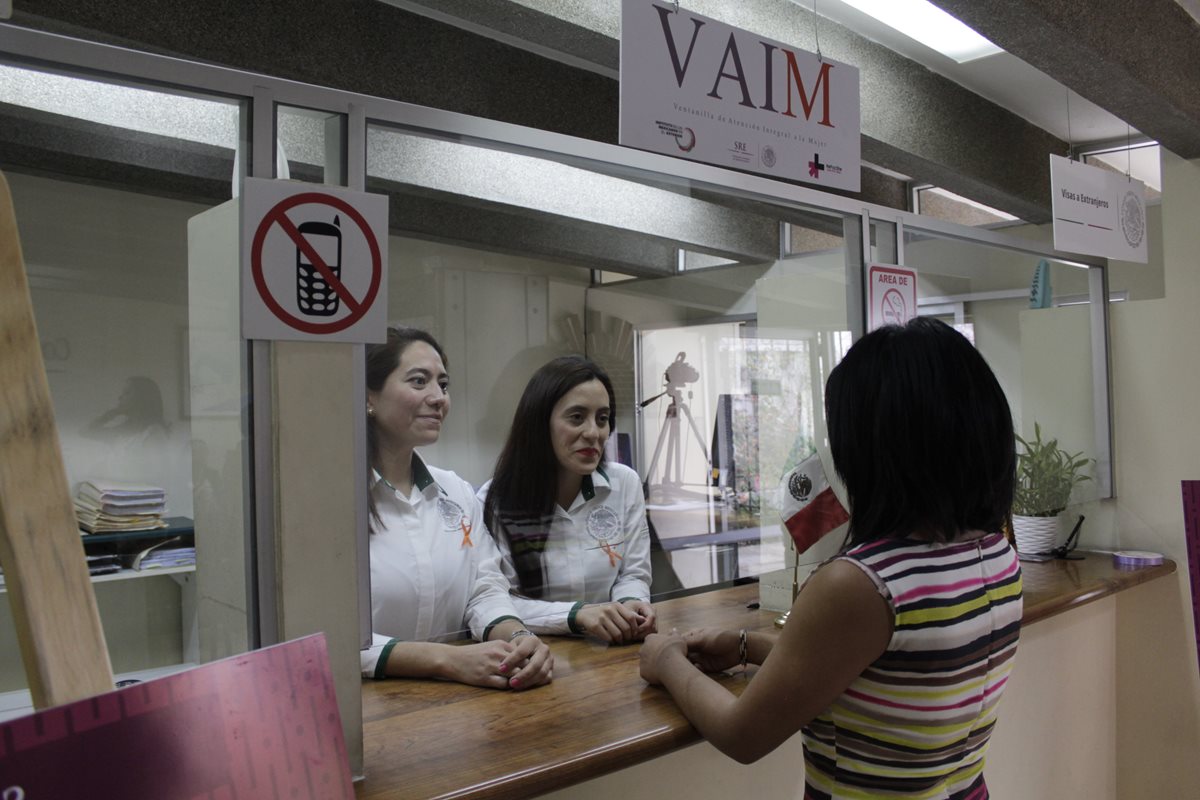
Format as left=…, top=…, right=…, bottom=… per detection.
left=442, top=635, right=553, bottom=691
left=681, top=627, right=743, bottom=673
left=637, top=631, right=686, bottom=685
left=639, top=627, right=743, bottom=685
left=576, top=600, right=658, bottom=644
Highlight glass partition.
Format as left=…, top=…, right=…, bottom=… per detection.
left=902, top=227, right=1110, bottom=514
left=0, top=61, right=253, bottom=715
left=363, top=118, right=860, bottom=610
left=277, top=104, right=345, bottom=185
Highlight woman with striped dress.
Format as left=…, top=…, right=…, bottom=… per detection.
left=640, top=317, right=1022, bottom=799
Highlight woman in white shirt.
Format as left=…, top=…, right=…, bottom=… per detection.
left=362, top=327, right=553, bottom=690
left=480, top=355, right=656, bottom=644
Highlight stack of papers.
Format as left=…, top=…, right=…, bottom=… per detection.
left=132, top=541, right=196, bottom=571
left=75, top=480, right=168, bottom=533
left=85, top=553, right=123, bottom=577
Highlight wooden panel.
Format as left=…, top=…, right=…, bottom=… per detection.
left=356, top=552, right=1174, bottom=800
left=0, top=170, right=115, bottom=707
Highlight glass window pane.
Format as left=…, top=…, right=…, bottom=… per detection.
left=0, top=63, right=250, bottom=716
left=278, top=104, right=344, bottom=184
left=363, top=118, right=857, bottom=616
left=902, top=227, right=1108, bottom=518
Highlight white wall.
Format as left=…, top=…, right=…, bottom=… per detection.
left=1111, top=151, right=1200, bottom=796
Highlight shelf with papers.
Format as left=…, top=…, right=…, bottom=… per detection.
left=79, top=516, right=194, bottom=544
left=1, top=516, right=195, bottom=593
left=0, top=564, right=195, bottom=594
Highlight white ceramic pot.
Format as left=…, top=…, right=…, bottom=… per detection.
left=1012, top=514, right=1060, bottom=554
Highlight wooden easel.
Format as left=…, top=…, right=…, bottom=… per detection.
left=0, top=169, right=115, bottom=707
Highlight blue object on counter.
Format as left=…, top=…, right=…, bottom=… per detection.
left=1112, top=550, right=1165, bottom=567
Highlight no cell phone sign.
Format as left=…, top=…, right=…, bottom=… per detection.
left=241, top=178, right=388, bottom=343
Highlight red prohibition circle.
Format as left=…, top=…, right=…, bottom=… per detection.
left=251, top=192, right=382, bottom=334
left=881, top=288, right=907, bottom=323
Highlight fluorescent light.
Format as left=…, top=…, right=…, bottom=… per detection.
left=836, top=0, right=1003, bottom=62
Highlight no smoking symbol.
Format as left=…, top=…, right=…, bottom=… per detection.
left=881, top=288, right=907, bottom=325
left=250, top=192, right=382, bottom=335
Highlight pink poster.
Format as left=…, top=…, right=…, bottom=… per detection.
left=1183, top=481, right=1200, bottom=682
left=0, top=634, right=352, bottom=799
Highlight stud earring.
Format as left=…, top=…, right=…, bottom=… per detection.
left=367, top=406, right=375, bottom=417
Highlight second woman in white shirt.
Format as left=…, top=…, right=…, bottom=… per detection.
left=480, top=355, right=656, bottom=643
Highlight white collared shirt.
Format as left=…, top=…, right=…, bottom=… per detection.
left=477, top=462, right=652, bottom=635
left=361, top=453, right=519, bottom=678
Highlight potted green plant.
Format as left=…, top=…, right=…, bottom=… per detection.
left=1012, top=422, right=1091, bottom=553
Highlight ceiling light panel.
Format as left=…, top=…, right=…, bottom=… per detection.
left=833, top=0, right=1003, bottom=62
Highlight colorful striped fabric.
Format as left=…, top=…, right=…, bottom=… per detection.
left=802, top=532, right=1022, bottom=799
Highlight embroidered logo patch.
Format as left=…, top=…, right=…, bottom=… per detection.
left=437, top=497, right=465, bottom=530
left=586, top=506, right=621, bottom=543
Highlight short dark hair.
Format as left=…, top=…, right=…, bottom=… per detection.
left=825, top=317, right=1015, bottom=545
left=365, top=326, right=448, bottom=531
left=484, top=355, right=616, bottom=596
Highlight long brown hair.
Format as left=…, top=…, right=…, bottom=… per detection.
left=483, top=355, right=615, bottom=596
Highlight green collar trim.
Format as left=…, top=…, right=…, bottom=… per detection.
left=412, top=452, right=435, bottom=492
left=577, top=465, right=610, bottom=503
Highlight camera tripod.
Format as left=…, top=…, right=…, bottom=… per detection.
left=642, top=384, right=712, bottom=494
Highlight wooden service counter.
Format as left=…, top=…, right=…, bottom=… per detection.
left=356, top=551, right=1175, bottom=800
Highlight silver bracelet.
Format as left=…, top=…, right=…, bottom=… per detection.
left=508, top=628, right=534, bottom=642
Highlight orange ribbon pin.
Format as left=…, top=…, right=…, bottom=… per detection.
left=600, top=541, right=622, bottom=568
left=459, top=518, right=474, bottom=548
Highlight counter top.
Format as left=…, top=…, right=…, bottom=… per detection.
left=356, top=550, right=1175, bottom=800
left=1020, top=550, right=1174, bottom=624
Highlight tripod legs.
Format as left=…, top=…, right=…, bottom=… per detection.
left=646, top=397, right=711, bottom=489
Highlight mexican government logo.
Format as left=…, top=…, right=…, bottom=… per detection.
left=1120, top=189, right=1145, bottom=249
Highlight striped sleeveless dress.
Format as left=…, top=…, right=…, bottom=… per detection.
left=802, top=532, right=1022, bottom=800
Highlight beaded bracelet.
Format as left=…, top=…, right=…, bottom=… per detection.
left=738, top=628, right=749, bottom=668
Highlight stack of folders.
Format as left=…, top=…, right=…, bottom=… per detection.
left=75, top=479, right=168, bottom=533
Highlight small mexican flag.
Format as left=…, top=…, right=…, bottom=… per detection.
left=781, top=452, right=849, bottom=554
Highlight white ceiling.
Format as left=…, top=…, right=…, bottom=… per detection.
left=810, top=0, right=1140, bottom=145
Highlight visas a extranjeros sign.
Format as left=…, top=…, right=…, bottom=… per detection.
left=1049, top=154, right=1148, bottom=263
left=619, top=0, right=861, bottom=192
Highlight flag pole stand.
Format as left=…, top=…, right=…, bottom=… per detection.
left=774, top=552, right=800, bottom=628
